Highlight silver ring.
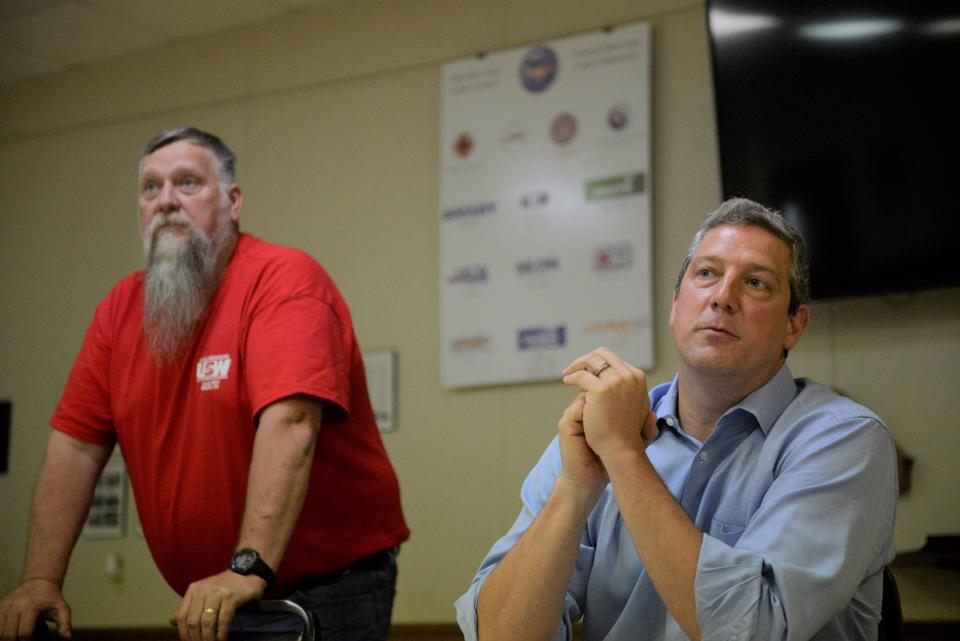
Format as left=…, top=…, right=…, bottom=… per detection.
left=593, top=362, right=612, bottom=377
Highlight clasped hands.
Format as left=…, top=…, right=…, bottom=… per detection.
left=557, top=347, right=658, bottom=496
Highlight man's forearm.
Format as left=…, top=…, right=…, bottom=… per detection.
left=477, top=478, right=597, bottom=641
left=603, top=447, right=703, bottom=641
left=168, top=398, right=322, bottom=641
left=236, top=397, right=322, bottom=572
left=23, top=431, right=112, bottom=585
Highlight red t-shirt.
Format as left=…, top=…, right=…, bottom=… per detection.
left=51, top=234, right=409, bottom=595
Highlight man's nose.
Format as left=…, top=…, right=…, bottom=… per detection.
left=710, top=276, right=738, bottom=313
left=155, top=181, right=180, bottom=213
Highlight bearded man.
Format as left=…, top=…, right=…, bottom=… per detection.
left=0, top=128, right=409, bottom=641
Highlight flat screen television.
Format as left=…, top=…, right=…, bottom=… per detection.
left=707, top=0, right=960, bottom=300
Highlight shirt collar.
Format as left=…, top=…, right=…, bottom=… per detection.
left=723, top=365, right=798, bottom=435
left=653, top=374, right=681, bottom=436
left=653, top=365, right=798, bottom=437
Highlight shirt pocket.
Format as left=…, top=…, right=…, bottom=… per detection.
left=710, top=517, right=746, bottom=547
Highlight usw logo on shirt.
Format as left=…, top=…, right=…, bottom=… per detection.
left=196, top=354, right=232, bottom=391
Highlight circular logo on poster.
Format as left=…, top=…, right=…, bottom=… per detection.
left=607, top=103, right=631, bottom=131
left=550, top=112, right=578, bottom=145
left=519, top=46, right=558, bottom=93
left=453, top=132, right=475, bottom=158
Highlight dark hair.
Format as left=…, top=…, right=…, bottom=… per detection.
left=674, top=198, right=811, bottom=316
left=141, top=128, right=237, bottom=184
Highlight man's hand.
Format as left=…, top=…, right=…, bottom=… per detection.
left=0, top=578, right=71, bottom=641
left=556, top=393, right=608, bottom=503
left=170, top=570, right=266, bottom=641
left=169, top=395, right=321, bottom=641
left=561, top=347, right=658, bottom=462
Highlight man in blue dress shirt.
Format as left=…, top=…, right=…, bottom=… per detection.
left=455, top=198, right=897, bottom=641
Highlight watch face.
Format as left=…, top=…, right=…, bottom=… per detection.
left=233, top=549, right=257, bottom=572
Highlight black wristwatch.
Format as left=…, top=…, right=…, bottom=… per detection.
left=229, top=548, right=276, bottom=589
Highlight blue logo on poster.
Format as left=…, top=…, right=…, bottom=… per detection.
left=517, top=256, right=560, bottom=275
left=519, top=46, right=558, bottom=93
left=449, top=265, right=489, bottom=284
left=442, top=201, right=496, bottom=221
left=518, top=326, right=566, bottom=350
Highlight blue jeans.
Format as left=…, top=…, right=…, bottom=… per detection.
left=231, top=552, right=398, bottom=641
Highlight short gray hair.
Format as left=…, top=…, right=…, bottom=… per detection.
left=140, top=127, right=237, bottom=186
left=674, top=198, right=810, bottom=316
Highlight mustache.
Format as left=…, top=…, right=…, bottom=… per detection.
left=143, top=211, right=196, bottom=258
left=147, top=211, right=194, bottom=234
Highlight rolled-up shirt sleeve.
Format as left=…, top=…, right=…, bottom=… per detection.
left=694, top=415, right=898, bottom=641
left=455, top=437, right=590, bottom=641
left=457, top=373, right=896, bottom=641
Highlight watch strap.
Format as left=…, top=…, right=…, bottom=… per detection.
left=230, top=548, right=276, bottom=589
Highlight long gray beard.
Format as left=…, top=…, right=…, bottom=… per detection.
left=142, top=212, right=233, bottom=364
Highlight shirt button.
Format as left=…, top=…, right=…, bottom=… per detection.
left=699, top=450, right=709, bottom=462
left=665, top=417, right=675, bottom=427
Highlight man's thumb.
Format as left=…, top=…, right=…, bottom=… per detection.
left=53, top=604, right=72, bottom=639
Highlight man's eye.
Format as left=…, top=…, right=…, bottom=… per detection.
left=696, top=268, right=713, bottom=278
left=747, top=277, right=767, bottom=289
left=180, top=177, right=199, bottom=189
left=142, top=182, right=158, bottom=193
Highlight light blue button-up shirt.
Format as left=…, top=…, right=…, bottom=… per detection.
left=455, top=366, right=897, bottom=641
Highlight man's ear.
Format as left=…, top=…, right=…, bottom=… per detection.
left=784, top=304, right=810, bottom=352
left=227, top=184, right=243, bottom=223
left=668, top=289, right=679, bottom=330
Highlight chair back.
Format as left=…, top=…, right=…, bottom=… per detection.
left=230, top=599, right=316, bottom=641
left=877, top=566, right=903, bottom=641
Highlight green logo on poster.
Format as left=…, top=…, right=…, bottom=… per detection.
left=585, top=172, right=645, bottom=201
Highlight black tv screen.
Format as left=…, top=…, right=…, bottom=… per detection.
left=707, top=0, right=960, bottom=300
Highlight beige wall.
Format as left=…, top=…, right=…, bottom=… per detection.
left=1, top=0, right=958, bottom=627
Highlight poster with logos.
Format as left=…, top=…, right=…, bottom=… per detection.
left=440, top=22, right=652, bottom=388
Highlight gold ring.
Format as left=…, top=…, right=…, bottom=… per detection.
left=593, top=362, right=612, bottom=377
left=203, top=608, right=218, bottom=616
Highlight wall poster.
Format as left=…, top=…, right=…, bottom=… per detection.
left=440, top=22, right=653, bottom=388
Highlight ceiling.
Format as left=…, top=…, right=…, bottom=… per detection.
left=0, top=0, right=341, bottom=87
